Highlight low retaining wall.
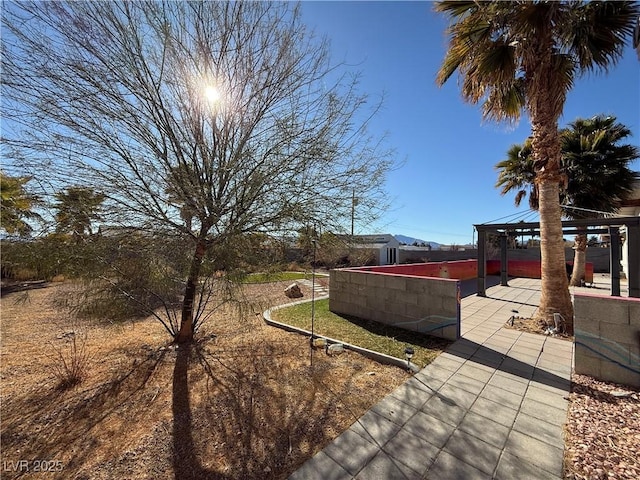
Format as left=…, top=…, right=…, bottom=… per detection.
left=357, top=258, right=594, bottom=283
left=329, top=267, right=461, bottom=341
left=400, top=247, right=610, bottom=273
left=263, top=298, right=421, bottom=373
left=574, top=294, right=640, bottom=387
left=355, top=259, right=477, bottom=281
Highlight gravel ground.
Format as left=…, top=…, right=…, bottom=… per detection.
left=564, top=374, right=640, bottom=479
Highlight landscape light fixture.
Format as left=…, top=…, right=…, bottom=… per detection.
left=404, top=347, right=414, bottom=370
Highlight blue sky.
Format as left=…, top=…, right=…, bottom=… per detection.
left=301, top=1, right=640, bottom=245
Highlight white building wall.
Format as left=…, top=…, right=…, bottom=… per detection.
left=618, top=181, right=640, bottom=280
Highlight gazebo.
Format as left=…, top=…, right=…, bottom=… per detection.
left=474, top=216, right=640, bottom=298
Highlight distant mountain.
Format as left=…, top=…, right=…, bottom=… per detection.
left=394, top=235, right=441, bottom=249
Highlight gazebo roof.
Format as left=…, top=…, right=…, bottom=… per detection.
left=474, top=216, right=640, bottom=236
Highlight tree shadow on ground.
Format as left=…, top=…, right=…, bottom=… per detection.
left=185, top=339, right=366, bottom=480
left=570, top=376, right=640, bottom=405
left=172, top=344, right=233, bottom=480
left=448, top=338, right=572, bottom=390
left=0, top=280, right=49, bottom=298
left=337, top=314, right=451, bottom=352
left=1, top=326, right=391, bottom=479
left=0, top=346, right=169, bottom=480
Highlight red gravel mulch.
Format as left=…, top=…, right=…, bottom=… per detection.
left=564, top=374, right=640, bottom=480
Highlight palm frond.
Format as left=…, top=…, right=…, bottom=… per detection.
left=494, top=141, right=536, bottom=205
left=483, top=78, right=526, bottom=122
left=562, top=1, right=639, bottom=72
left=514, top=189, right=527, bottom=207
left=436, top=0, right=637, bottom=126
left=557, top=114, right=639, bottom=218
left=434, top=1, right=479, bottom=18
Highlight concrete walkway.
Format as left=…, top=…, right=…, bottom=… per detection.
left=298, top=277, right=330, bottom=297
left=289, top=277, right=575, bottom=480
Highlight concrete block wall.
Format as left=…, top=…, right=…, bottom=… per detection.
left=399, top=247, right=611, bottom=273
left=574, top=294, right=640, bottom=387
left=329, top=268, right=460, bottom=341
left=355, top=260, right=478, bottom=280
left=399, top=249, right=479, bottom=264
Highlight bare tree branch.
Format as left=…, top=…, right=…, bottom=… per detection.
left=2, top=1, right=393, bottom=340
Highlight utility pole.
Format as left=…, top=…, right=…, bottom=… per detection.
left=351, top=189, right=358, bottom=237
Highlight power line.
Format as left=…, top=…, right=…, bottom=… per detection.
left=521, top=209, right=539, bottom=222
left=479, top=209, right=538, bottom=225
left=561, top=205, right=616, bottom=218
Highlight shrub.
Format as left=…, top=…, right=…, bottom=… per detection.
left=47, top=331, right=91, bottom=389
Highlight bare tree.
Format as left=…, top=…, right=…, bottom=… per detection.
left=1, top=1, right=393, bottom=342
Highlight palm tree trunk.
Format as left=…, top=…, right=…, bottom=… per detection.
left=176, top=238, right=207, bottom=343
left=530, top=96, right=575, bottom=331
left=570, top=231, right=588, bottom=287
left=537, top=177, right=574, bottom=332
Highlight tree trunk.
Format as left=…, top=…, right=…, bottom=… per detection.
left=530, top=108, right=574, bottom=332
left=570, top=231, right=587, bottom=287
left=176, top=239, right=207, bottom=343
left=536, top=176, right=574, bottom=332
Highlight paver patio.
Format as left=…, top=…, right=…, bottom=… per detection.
left=289, top=277, right=581, bottom=480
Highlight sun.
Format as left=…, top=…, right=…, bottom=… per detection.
left=204, top=86, right=221, bottom=104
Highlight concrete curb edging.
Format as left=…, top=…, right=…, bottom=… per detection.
left=263, top=296, right=420, bottom=373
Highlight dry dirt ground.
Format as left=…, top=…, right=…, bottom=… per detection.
left=504, top=315, right=573, bottom=341
left=1, top=280, right=412, bottom=480
left=3, top=280, right=638, bottom=479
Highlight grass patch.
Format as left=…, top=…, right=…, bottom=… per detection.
left=242, top=271, right=310, bottom=284
left=272, top=299, right=450, bottom=367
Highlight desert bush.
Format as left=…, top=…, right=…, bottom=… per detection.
left=60, top=234, right=190, bottom=322
left=1, top=234, right=105, bottom=281
left=346, top=248, right=377, bottom=267
left=6, top=229, right=291, bottom=336
left=60, top=233, right=243, bottom=337
left=47, top=331, right=91, bottom=389
left=285, top=262, right=307, bottom=272
left=8, top=267, right=39, bottom=281
left=1, top=239, right=48, bottom=280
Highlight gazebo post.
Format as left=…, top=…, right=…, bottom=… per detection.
left=610, top=227, right=621, bottom=297
left=500, top=232, right=509, bottom=286
left=477, top=228, right=486, bottom=297
left=626, top=224, right=640, bottom=298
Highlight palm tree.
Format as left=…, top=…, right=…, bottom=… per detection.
left=496, top=139, right=537, bottom=210
left=496, top=115, right=639, bottom=288
left=436, top=1, right=639, bottom=332
left=54, top=187, right=105, bottom=240
left=562, top=116, right=639, bottom=285
left=0, top=172, right=41, bottom=236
